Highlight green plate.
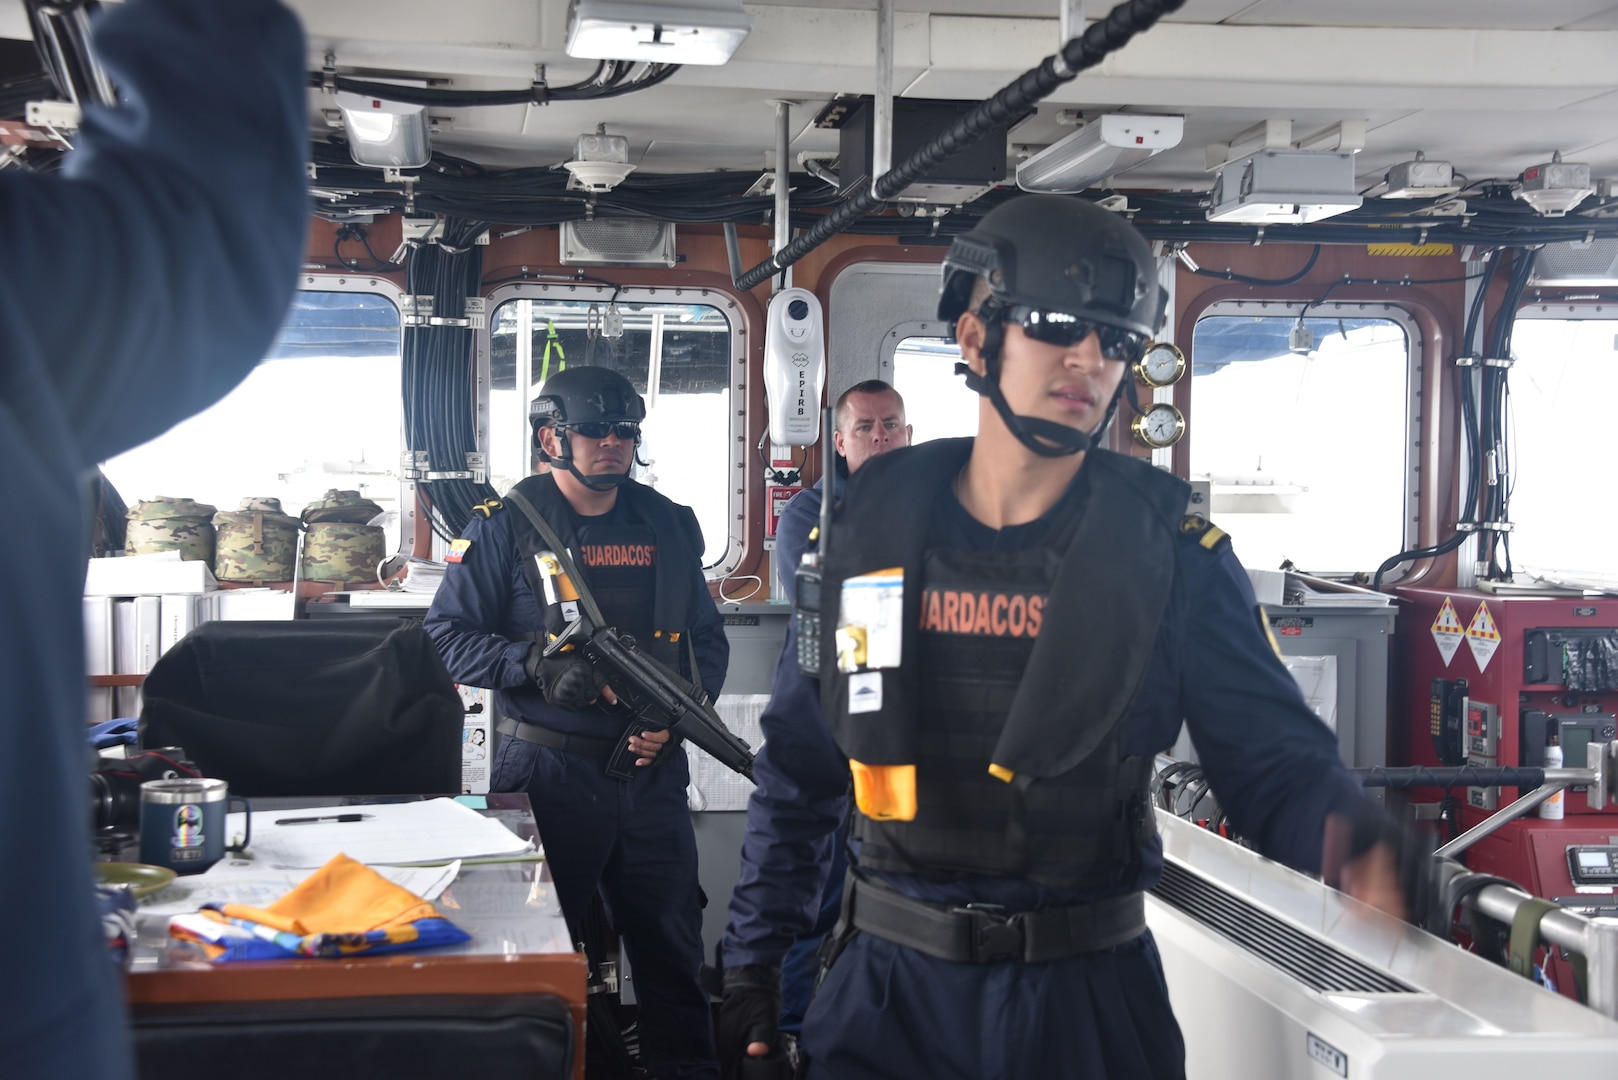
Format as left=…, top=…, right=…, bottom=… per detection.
left=96, top=862, right=177, bottom=899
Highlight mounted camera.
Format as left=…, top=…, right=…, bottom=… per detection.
left=90, top=747, right=200, bottom=836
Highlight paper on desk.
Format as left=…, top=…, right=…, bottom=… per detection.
left=224, top=798, right=533, bottom=869
left=140, top=862, right=461, bottom=918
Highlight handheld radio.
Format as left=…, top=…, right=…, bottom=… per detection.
left=793, top=405, right=835, bottom=676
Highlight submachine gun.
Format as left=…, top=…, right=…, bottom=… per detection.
left=533, top=550, right=755, bottom=782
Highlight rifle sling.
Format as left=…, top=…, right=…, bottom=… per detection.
left=502, top=486, right=705, bottom=699
left=502, top=487, right=609, bottom=629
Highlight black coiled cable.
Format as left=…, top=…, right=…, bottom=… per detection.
left=402, top=218, right=499, bottom=542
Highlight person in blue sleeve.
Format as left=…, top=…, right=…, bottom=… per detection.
left=0, top=2, right=307, bottom=1077
left=425, top=365, right=729, bottom=1080
left=716, top=195, right=1408, bottom=1080
left=770, top=379, right=908, bottom=1036
left=774, top=380, right=910, bottom=602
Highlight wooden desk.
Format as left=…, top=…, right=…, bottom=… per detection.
left=123, top=794, right=586, bottom=1080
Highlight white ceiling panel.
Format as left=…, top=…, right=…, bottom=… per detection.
left=741, top=0, right=1265, bottom=18
left=1564, top=6, right=1618, bottom=27
left=1227, top=0, right=1618, bottom=30
left=0, top=0, right=27, bottom=41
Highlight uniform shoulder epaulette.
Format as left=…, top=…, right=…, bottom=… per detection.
left=472, top=498, right=504, bottom=518
left=1179, top=513, right=1229, bottom=551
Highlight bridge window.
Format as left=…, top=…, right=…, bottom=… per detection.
left=487, top=290, right=742, bottom=570
left=1503, top=309, right=1618, bottom=583
left=890, top=336, right=978, bottom=444
left=1190, top=307, right=1414, bottom=575
left=99, top=287, right=404, bottom=551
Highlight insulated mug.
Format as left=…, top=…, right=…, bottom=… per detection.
left=138, top=778, right=250, bottom=875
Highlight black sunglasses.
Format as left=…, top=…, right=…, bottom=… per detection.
left=562, top=421, right=641, bottom=441
left=1000, top=305, right=1149, bottom=365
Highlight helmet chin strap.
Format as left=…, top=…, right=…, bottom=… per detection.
left=955, top=311, right=1122, bottom=459
left=551, top=428, right=631, bottom=491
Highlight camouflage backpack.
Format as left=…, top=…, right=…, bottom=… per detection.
left=213, top=498, right=300, bottom=582
left=300, top=489, right=387, bottom=585
left=125, top=497, right=218, bottom=563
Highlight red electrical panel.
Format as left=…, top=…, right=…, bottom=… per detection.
left=1393, top=586, right=1618, bottom=824
left=1393, top=588, right=1618, bottom=1002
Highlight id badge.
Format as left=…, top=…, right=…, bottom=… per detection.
left=836, top=568, right=903, bottom=673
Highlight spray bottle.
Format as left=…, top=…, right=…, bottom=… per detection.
left=1539, top=732, right=1565, bottom=820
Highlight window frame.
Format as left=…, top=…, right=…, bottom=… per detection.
left=1191, top=299, right=1424, bottom=577
left=291, top=272, right=411, bottom=549
left=479, top=281, right=750, bottom=576
left=1502, top=299, right=1618, bottom=580
left=103, top=271, right=408, bottom=552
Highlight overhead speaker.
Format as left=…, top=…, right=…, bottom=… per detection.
left=1530, top=238, right=1618, bottom=285
left=559, top=220, right=677, bottom=268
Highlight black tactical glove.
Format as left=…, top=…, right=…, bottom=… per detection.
left=1346, top=805, right=1441, bottom=930
left=717, top=964, right=791, bottom=1080
left=525, top=646, right=605, bottom=710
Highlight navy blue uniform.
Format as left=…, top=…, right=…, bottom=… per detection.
left=769, top=474, right=849, bottom=1032
left=426, top=491, right=728, bottom=1080
left=0, top=3, right=307, bottom=1077
left=723, top=481, right=1366, bottom=1079
left=773, top=474, right=843, bottom=602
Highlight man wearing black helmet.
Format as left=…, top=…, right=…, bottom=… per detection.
left=715, top=195, right=1406, bottom=1079
left=427, top=365, right=728, bottom=1080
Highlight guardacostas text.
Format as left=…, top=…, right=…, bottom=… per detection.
left=919, top=587, right=1046, bottom=638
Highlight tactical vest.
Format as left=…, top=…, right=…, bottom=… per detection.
left=823, top=439, right=1188, bottom=889
left=854, top=539, right=1155, bottom=887
left=500, top=474, right=702, bottom=678
left=576, top=520, right=658, bottom=646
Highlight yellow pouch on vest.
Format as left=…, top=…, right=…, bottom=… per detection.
left=849, top=761, right=917, bottom=821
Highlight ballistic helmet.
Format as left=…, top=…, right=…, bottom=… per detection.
left=938, top=194, right=1165, bottom=339
left=530, top=366, right=647, bottom=490
left=530, top=365, right=646, bottom=435
left=938, top=196, right=1163, bottom=457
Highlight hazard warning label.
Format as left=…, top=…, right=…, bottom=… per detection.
left=1466, top=601, right=1501, bottom=672
left=1430, top=597, right=1464, bottom=667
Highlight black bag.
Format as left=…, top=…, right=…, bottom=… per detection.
left=140, top=619, right=463, bottom=797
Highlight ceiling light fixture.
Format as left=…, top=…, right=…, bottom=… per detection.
left=1206, top=149, right=1362, bottom=224
left=335, top=87, right=431, bottom=169
left=1015, top=113, right=1184, bottom=193
left=565, top=0, right=754, bottom=66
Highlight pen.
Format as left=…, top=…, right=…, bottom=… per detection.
left=273, top=814, right=374, bottom=826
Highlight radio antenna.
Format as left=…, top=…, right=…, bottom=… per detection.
left=816, top=404, right=834, bottom=556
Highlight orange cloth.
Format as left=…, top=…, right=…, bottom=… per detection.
left=216, top=853, right=438, bottom=935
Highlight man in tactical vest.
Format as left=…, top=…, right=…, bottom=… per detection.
left=426, top=365, right=729, bottom=1080
left=716, top=195, right=1409, bottom=1079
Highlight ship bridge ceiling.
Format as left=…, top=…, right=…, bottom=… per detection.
left=244, top=0, right=1618, bottom=185
left=2, top=0, right=1614, bottom=238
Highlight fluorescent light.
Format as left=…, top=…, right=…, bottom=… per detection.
left=566, top=0, right=753, bottom=66
left=334, top=89, right=431, bottom=169
left=1206, top=150, right=1362, bottom=224
left=1017, top=114, right=1183, bottom=193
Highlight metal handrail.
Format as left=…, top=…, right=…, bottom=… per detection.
left=1435, top=768, right=1594, bottom=858
left=1465, top=879, right=1618, bottom=1019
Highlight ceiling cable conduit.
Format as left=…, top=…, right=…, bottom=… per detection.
left=308, top=61, right=681, bottom=108
left=729, top=0, right=1187, bottom=292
